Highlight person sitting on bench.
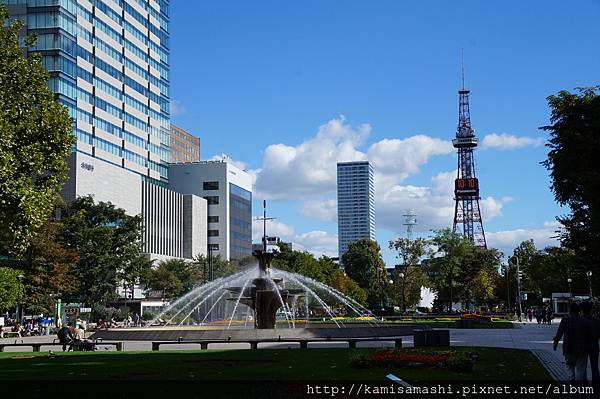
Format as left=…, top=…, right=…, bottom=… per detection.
left=57, top=323, right=74, bottom=351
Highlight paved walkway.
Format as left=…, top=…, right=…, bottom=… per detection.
left=0, top=321, right=582, bottom=381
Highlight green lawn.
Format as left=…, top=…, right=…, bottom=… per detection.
left=0, top=347, right=547, bottom=382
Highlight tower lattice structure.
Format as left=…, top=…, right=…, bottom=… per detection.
left=452, top=80, right=487, bottom=248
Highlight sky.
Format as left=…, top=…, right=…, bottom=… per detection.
left=168, top=0, right=600, bottom=265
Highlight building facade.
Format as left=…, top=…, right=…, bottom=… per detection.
left=3, top=0, right=172, bottom=185
left=2, top=0, right=214, bottom=262
left=65, top=151, right=207, bottom=260
left=337, top=161, right=376, bottom=260
left=169, top=160, right=253, bottom=262
left=170, top=123, right=200, bottom=163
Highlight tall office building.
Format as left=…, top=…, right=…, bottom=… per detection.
left=3, top=0, right=171, bottom=184
left=169, top=160, right=253, bottom=262
left=170, top=123, right=200, bottom=163
left=2, top=1, right=211, bottom=261
left=337, top=161, right=376, bottom=260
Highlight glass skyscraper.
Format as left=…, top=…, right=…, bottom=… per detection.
left=337, top=161, right=376, bottom=260
left=3, top=0, right=171, bottom=184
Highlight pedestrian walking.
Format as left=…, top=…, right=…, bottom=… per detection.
left=580, top=301, right=600, bottom=386
left=546, top=307, right=554, bottom=325
left=527, top=308, right=533, bottom=322
left=554, top=303, right=587, bottom=383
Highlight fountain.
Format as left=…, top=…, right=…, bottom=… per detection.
left=91, top=202, right=430, bottom=342
left=225, top=248, right=305, bottom=329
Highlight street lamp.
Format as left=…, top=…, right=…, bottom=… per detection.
left=16, top=274, right=25, bottom=324
left=399, top=272, right=406, bottom=313
left=567, top=278, right=573, bottom=299
left=586, top=271, right=593, bottom=299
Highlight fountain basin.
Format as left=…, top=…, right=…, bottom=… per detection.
left=91, top=324, right=429, bottom=342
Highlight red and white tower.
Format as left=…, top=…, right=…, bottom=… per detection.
left=452, top=63, right=487, bottom=248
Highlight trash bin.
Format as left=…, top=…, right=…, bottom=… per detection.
left=426, top=330, right=440, bottom=346
left=437, top=330, right=450, bottom=346
left=414, top=330, right=427, bottom=347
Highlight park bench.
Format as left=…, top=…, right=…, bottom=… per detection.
left=151, top=336, right=404, bottom=351
left=0, top=339, right=123, bottom=352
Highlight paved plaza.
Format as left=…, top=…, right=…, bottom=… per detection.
left=0, top=321, right=580, bottom=381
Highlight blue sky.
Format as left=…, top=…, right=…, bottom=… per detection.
left=168, top=0, right=600, bottom=265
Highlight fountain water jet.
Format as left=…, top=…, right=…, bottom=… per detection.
left=225, top=248, right=305, bottom=329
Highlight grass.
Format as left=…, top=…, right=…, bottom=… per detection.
left=0, top=347, right=548, bottom=382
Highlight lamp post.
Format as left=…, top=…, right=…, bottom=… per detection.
left=567, top=278, right=573, bottom=299
left=16, top=274, right=25, bottom=324
left=503, top=265, right=511, bottom=313
left=399, top=272, right=406, bottom=313
left=586, top=271, right=593, bottom=299
left=379, top=272, right=385, bottom=313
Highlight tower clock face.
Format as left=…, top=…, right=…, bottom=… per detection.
left=455, top=178, right=479, bottom=194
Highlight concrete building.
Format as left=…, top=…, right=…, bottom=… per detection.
left=170, top=124, right=200, bottom=163
left=169, top=160, right=253, bottom=262
left=65, top=151, right=207, bottom=261
left=337, top=161, right=376, bottom=260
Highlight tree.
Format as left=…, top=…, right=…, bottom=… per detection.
left=0, top=8, right=74, bottom=257
left=147, top=259, right=203, bottom=299
left=193, top=254, right=236, bottom=282
left=59, top=196, right=149, bottom=305
left=542, top=87, right=600, bottom=292
left=390, top=266, right=429, bottom=310
left=23, top=220, right=79, bottom=314
left=459, top=247, right=502, bottom=308
left=0, top=267, right=24, bottom=312
left=342, top=239, right=388, bottom=310
left=389, top=237, right=429, bottom=268
left=426, top=229, right=473, bottom=311
left=508, top=240, right=542, bottom=304
left=327, top=270, right=368, bottom=305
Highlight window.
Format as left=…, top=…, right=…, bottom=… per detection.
left=203, top=181, right=219, bottom=190
left=204, top=196, right=219, bottom=205
left=208, top=230, right=219, bottom=237
left=208, top=216, right=219, bottom=223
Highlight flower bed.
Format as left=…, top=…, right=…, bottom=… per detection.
left=351, top=348, right=478, bottom=371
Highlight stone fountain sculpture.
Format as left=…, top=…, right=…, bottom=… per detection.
left=226, top=202, right=305, bottom=329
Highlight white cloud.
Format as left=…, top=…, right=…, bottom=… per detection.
left=298, top=199, right=337, bottom=222
left=374, top=171, right=511, bottom=234
left=291, top=230, right=338, bottom=258
left=169, top=100, right=186, bottom=117
left=253, top=116, right=453, bottom=200
left=481, top=133, right=543, bottom=150
left=251, top=217, right=338, bottom=258
left=252, top=218, right=295, bottom=241
left=486, top=221, right=561, bottom=256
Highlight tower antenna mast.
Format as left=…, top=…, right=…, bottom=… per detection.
left=461, top=48, right=465, bottom=90
left=452, top=53, right=487, bottom=248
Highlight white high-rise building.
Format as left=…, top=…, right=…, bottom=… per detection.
left=337, top=161, right=376, bottom=260
left=169, top=160, right=253, bottom=262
